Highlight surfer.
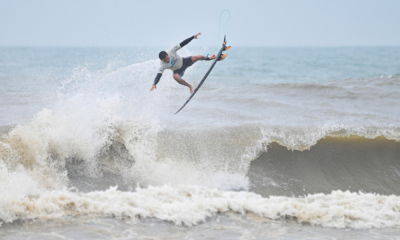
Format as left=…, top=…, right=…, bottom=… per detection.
left=150, top=32, right=217, bottom=94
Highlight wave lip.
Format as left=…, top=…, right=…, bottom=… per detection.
left=1, top=186, right=400, bottom=229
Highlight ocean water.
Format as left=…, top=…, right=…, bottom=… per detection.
left=0, top=46, right=400, bottom=239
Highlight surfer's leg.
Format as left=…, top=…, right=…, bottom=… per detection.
left=192, top=55, right=215, bottom=63
left=191, top=55, right=206, bottom=63
left=173, top=73, right=194, bottom=94
left=191, top=55, right=216, bottom=63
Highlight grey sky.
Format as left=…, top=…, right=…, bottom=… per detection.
left=1, top=0, right=399, bottom=47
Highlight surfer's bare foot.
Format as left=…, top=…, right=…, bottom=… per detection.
left=209, top=55, right=216, bottom=60
left=189, top=85, right=194, bottom=94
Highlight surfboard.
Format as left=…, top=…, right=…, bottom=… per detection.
left=175, top=36, right=230, bottom=114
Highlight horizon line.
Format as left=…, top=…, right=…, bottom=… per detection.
left=1, top=45, right=400, bottom=48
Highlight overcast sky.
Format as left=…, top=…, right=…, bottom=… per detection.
left=1, top=0, right=399, bottom=47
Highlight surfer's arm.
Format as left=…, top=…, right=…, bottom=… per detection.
left=179, top=36, right=194, bottom=48
left=153, top=73, right=162, bottom=85
left=150, top=73, right=162, bottom=91
left=179, top=33, right=201, bottom=48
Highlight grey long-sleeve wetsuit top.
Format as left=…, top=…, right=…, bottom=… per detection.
left=153, top=36, right=194, bottom=85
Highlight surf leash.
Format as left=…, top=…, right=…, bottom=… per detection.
left=207, top=9, right=231, bottom=55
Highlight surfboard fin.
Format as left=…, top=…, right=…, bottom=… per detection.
left=225, top=46, right=231, bottom=51
left=219, top=54, right=228, bottom=61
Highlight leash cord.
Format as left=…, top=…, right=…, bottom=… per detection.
left=208, top=9, right=231, bottom=55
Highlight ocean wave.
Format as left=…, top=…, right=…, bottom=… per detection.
left=249, top=137, right=400, bottom=197
left=1, top=111, right=399, bottom=192
left=1, top=185, right=399, bottom=229
left=250, top=75, right=400, bottom=88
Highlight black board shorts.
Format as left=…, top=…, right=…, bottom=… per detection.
left=173, top=56, right=194, bottom=77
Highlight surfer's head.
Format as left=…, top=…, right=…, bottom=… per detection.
left=159, top=51, right=169, bottom=63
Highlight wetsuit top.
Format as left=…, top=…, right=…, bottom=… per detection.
left=153, top=36, right=194, bottom=85
left=158, top=45, right=183, bottom=74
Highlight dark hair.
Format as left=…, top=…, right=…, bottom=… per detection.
left=159, top=51, right=167, bottom=60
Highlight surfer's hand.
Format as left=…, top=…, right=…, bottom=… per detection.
left=150, top=85, right=156, bottom=91
left=194, top=32, right=201, bottom=39
left=209, top=55, right=216, bottom=60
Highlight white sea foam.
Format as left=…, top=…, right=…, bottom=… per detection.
left=0, top=161, right=47, bottom=199
left=1, top=186, right=399, bottom=229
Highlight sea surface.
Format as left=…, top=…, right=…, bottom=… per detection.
left=0, top=46, right=400, bottom=239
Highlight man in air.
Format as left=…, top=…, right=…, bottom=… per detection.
left=150, top=32, right=219, bottom=94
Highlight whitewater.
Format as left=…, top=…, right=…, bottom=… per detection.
left=0, top=46, right=400, bottom=239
